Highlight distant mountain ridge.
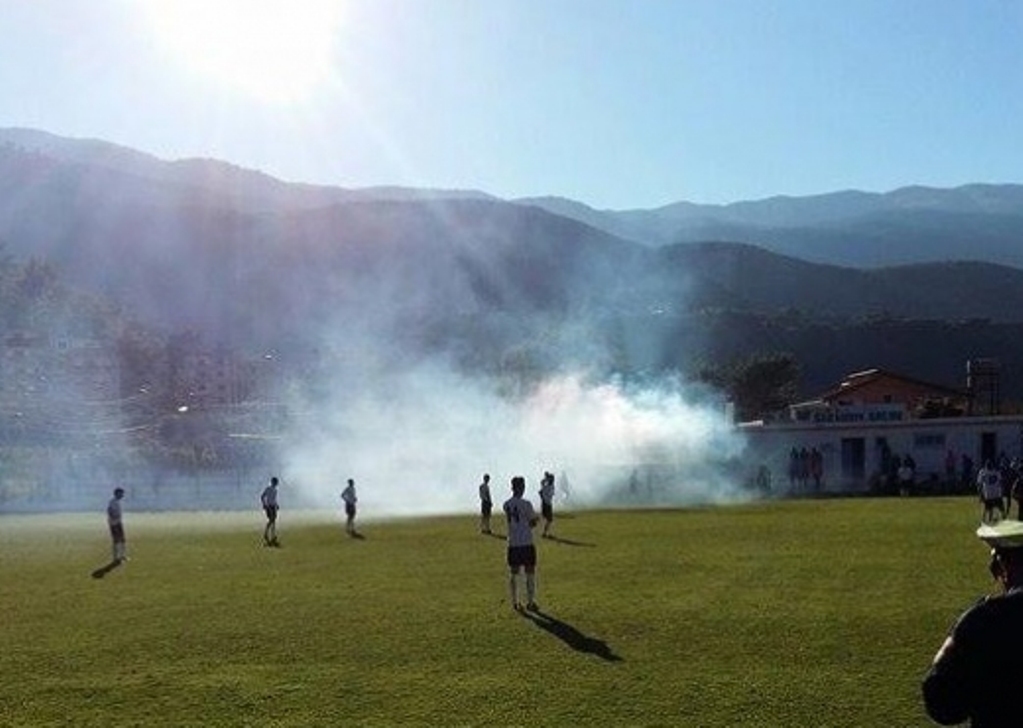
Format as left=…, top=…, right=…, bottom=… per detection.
left=517, top=184, right=1023, bottom=268
left=3, top=127, right=1023, bottom=325
left=7, top=126, right=1023, bottom=269
left=0, top=127, right=495, bottom=213
left=4, top=126, right=1023, bottom=401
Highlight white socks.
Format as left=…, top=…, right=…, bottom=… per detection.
left=509, top=572, right=537, bottom=607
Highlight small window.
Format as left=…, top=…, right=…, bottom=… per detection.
left=913, top=432, right=945, bottom=449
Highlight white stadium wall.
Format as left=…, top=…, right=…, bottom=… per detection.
left=739, top=415, right=1023, bottom=495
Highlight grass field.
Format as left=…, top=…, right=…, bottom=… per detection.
left=0, top=497, right=992, bottom=726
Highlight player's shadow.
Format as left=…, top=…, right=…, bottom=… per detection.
left=483, top=531, right=504, bottom=541
left=521, top=609, right=623, bottom=662
left=90, top=560, right=122, bottom=579
left=543, top=534, right=595, bottom=547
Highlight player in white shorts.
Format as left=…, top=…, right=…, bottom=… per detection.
left=503, top=476, right=539, bottom=612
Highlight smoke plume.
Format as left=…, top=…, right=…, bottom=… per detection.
left=280, top=354, right=748, bottom=518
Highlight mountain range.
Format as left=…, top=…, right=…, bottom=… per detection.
left=519, top=184, right=1023, bottom=269
left=2, top=126, right=1023, bottom=400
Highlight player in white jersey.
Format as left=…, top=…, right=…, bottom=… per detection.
left=107, top=487, right=127, bottom=563
left=978, top=462, right=1004, bottom=523
left=341, top=478, right=358, bottom=536
left=539, top=471, right=555, bottom=538
left=503, top=476, right=539, bottom=612
left=478, top=473, right=493, bottom=535
left=260, top=476, right=280, bottom=547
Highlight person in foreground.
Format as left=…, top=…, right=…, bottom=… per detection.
left=503, top=476, right=539, bottom=612
left=923, top=519, right=1023, bottom=726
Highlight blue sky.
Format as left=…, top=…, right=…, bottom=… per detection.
left=2, top=0, right=1021, bottom=209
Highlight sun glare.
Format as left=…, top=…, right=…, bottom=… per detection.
left=139, top=0, right=344, bottom=104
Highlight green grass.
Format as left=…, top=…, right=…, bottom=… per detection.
left=0, top=498, right=992, bottom=726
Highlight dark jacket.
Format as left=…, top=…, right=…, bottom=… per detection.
left=923, top=588, right=1023, bottom=726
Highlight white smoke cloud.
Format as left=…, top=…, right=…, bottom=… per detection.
left=280, top=359, right=749, bottom=518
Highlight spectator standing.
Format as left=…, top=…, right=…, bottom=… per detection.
left=962, top=454, right=975, bottom=492
left=898, top=458, right=915, bottom=497
left=1002, top=456, right=1015, bottom=516
left=809, top=447, right=824, bottom=492
left=788, top=447, right=800, bottom=491
left=1012, top=473, right=1023, bottom=521
left=923, top=519, right=1023, bottom=726
left=798, top=447, right=810, bottom=491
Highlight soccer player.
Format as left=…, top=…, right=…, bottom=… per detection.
left=977, top=461, right=1004, bottom=524
left=341, top=478, right=358, bottom=536
left=503, top=476, right=539, bottom=612
left=539, top=471, right=555, bottom=538
left=107, top=487, right=127, bottom=563
left=923, top=519, right=1023, bottom=725
left=260, top=476, right=280, bottom=547
left=478, top=473, right=493, bottom=534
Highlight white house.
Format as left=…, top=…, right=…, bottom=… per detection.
left=738, top=367, right=1023, bottom=495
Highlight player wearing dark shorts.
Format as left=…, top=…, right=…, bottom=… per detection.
left=107, top=487, right=127, bottom=563
left=479, top=473, right=493, bottom=534
left=539, top=471, right=555, bottom=538
left=503, top=476, right=539, bottom=612
left=341, top=478, right=358, bottom=536
left=506, top=544, right=537, bottom=569
left=260, top=477, right=280, bottom=547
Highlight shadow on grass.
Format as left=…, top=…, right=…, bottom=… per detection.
left=90, top=560, right=122, bottom=579
left=483, top=531, right=505, bottom=541
left=543, top=534, right=596, bottom=547
left=349, top=532, right=366, bottom=540
left=521, top=609, right=623, bottom=662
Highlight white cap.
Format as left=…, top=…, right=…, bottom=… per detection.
left=977, top=520, right=1023, bottom=550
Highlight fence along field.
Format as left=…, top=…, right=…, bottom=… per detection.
left=0, top=498, right=985, bottom=726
